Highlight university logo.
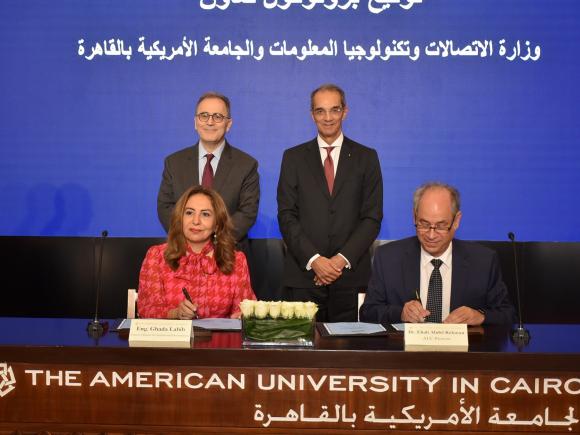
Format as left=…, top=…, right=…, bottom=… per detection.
left=0, top=363, right=16, bottom=397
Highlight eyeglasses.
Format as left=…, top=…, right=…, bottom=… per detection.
left=415, top=214, right=457, bottom=233
left=312, top=106, right=344, bottom=119
left=196, top=112, right=230, bottom=123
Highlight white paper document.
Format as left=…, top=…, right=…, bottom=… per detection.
left=391, top=323, right=405, bottom=331
left=117, top=319, right=132, bottom=330
left=324, top=322, right=386, bottom=335
left=117, top=318, right=241, bottom=331
left=192, top=318, right=241, bottom=330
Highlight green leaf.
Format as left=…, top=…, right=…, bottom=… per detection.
left=242, top=318, right=314, bottom=341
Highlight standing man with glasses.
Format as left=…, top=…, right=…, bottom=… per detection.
left=360, top=182, right=515, bottom=325
left=277, top=84, right=383, bottom=322
left=157, top=92, right=259, bottom=251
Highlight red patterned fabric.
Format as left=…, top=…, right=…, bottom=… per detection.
left=137, top=242, right=256, bottom=319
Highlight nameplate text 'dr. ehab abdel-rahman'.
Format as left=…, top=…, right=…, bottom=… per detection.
left=404, top=323, right=468, bottom=351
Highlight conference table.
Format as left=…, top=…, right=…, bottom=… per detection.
left=0, top=318, right=579, bottom=434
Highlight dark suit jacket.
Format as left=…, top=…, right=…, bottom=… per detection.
left=157, top=142, right=259, bottom=242
left=360, top=237, right=516, bottom=325
left=277, top=136, right=383, bottom=288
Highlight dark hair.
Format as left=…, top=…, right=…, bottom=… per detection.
left=196, top=92, right=231, bottom=117
left=310, top=83, right=347, bottom=110
left=164, top=186, right=236, bottom=274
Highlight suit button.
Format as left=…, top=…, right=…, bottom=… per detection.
left=330, top=209, right=336, bottom=215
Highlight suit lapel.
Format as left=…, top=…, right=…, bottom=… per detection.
left=451, top=241, right=469, bottom=310
left=304, top=139, right=331, bottom=200
left=183, top=144, right=200, bottom=188
left=403, top=238, right=421, bottom=300
left=213, top=142, right=233, bottom=192
left=331, top=137, right=353, bottom=198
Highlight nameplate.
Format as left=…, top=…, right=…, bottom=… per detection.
left=404, top=323, right=468, bottom=352
left=129, top=319, right=193, bottom=348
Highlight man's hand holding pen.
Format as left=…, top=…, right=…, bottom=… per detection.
left=401, top=289, right=430, bottom=323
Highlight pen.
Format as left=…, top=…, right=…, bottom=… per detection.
left=415, top=289, right=427, bottom=323
left=415, top=289, right=422, bottom=305
left=182, top=287, right=193, bottom=303
left=182, top=287, right=198, bottom=319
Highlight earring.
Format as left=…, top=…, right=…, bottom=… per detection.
left=213, top=233, right=217, bottom=243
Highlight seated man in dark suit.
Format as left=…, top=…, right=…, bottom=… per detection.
left=360, top=182, right=515, bottom=325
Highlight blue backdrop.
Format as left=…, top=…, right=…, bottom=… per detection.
left=1, top=0, right=579, bottom=241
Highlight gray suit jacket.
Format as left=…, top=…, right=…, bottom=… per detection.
left=277, top=136, right=383, bottom=288
left=157, top=142, right=259, bottom=242
left=360, top=237, right=516, bottom=325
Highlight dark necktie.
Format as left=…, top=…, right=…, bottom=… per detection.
left=425, top=259, right=443, bottom=323
left=201, top=153, right=214, bottom=188
left=323, top=147, right=335, bottom=194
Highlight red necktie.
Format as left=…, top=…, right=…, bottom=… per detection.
left=201, top=153, right=214, bottom=188
left=324, top=147, right=335, bottom=194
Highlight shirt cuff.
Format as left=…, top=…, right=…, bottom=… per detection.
left=306, top=254, right=320, bottom=270
left=338, top=253, right=351, bottom=269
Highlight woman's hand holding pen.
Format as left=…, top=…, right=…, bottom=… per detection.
left=168, top=300, right=198, bottom=319
left=168, top=287, right=198, bottom=319
left=176, top=299, right=198, bottom=319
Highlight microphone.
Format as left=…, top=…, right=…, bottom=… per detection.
left=508, top=232, right=530, bottom=346
left=87, top=230, right=109, bottom=338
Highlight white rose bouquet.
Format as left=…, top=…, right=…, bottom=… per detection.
left=239, top=300, right=318, bottom=345
left=239, top=300, right=318, bottom=320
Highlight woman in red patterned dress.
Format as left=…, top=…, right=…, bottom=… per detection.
left=138, top=186, right=256, bottom=319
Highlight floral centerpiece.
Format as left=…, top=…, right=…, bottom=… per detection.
left=239, top=300, right=318, bottom=347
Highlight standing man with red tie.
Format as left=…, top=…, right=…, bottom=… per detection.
left=277, top=84, right=383, bottom=321
left=157, top=92, right=260, bottom=252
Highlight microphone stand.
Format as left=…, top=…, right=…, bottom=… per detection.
left=508, top=232, right=530, bottom=347
left=87, top=230, right=109, bottom=338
